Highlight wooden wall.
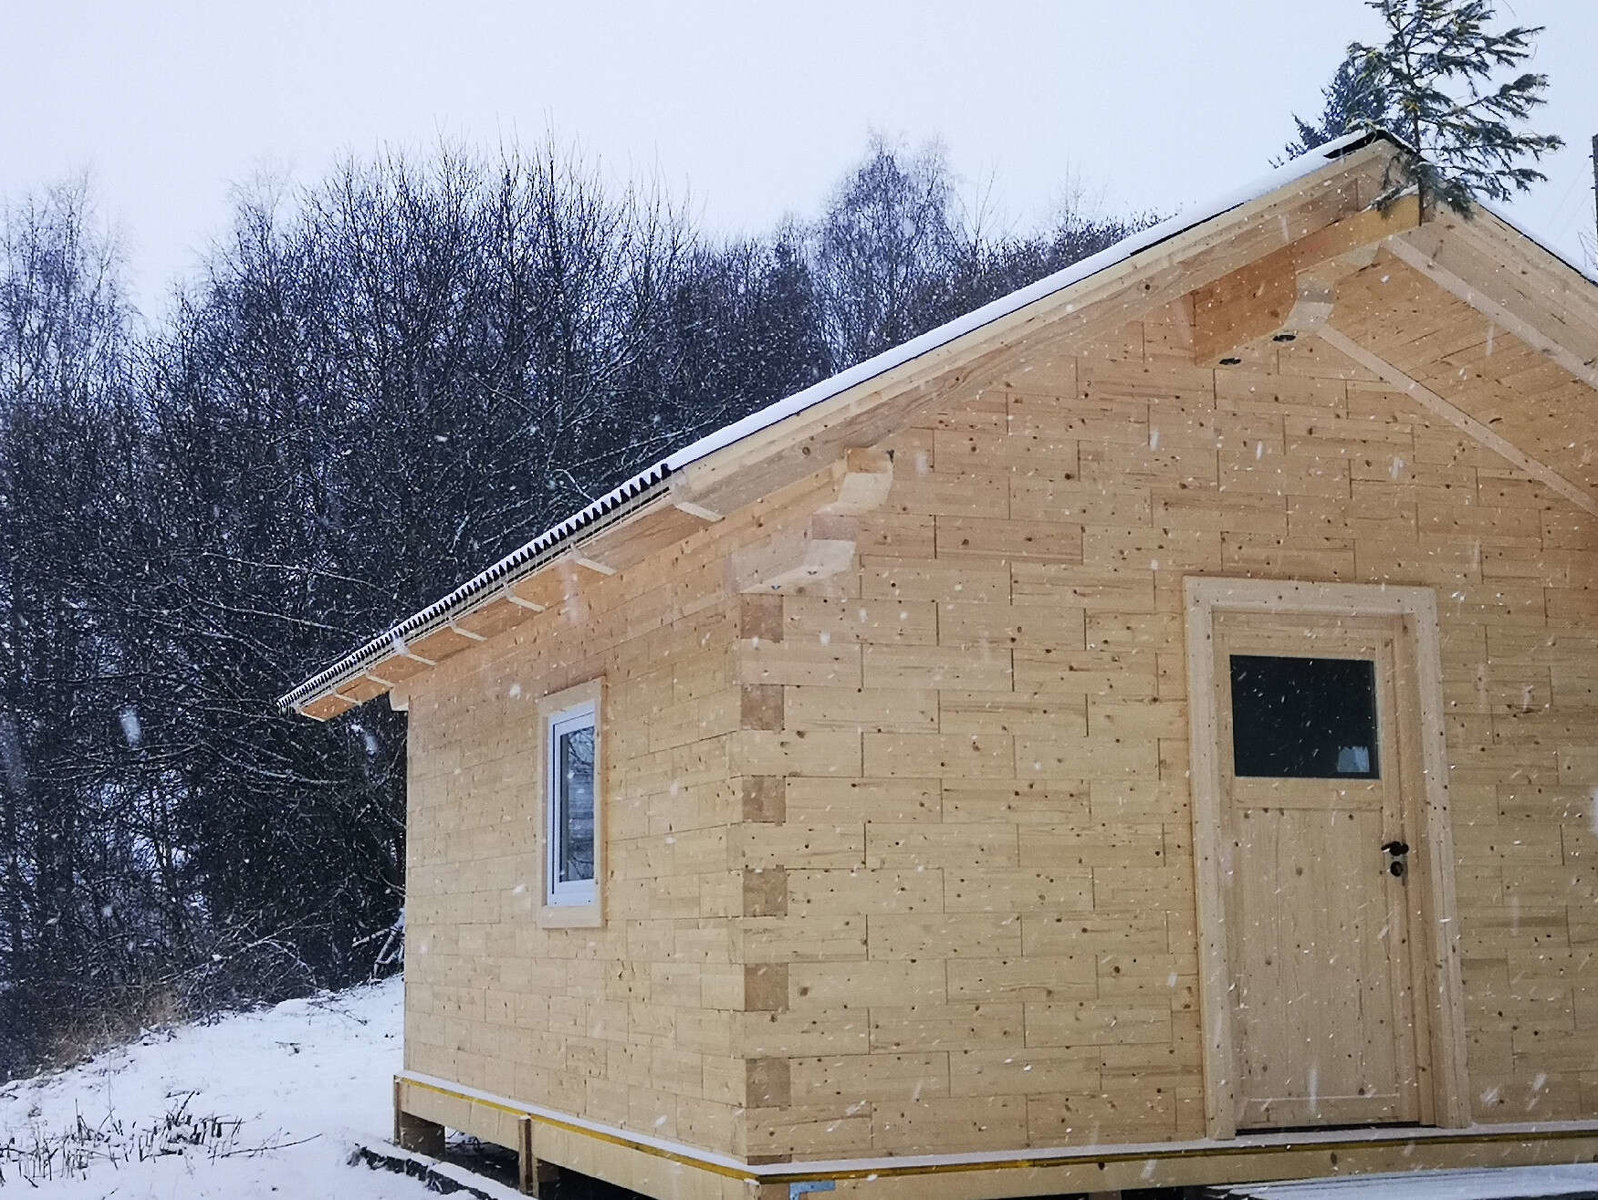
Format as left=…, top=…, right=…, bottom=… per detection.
left=729, top=297, right=1598, bottom=1160
left=401, top=470, right=837, bottom=1161
left=399, top=272, right=1598, bottom=1167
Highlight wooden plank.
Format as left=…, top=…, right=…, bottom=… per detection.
left=1317, top=326, right=1598, bottom=518
left=1390, top=218, right=1598, bottom=396
left=516, top=1114, right=560, bottom=1196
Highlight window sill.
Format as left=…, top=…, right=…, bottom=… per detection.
left=538, top=901, right=603, bottom=929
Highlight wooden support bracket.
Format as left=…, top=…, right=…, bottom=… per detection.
left=1194, top=268, right=1341, bottom=363
left=827, top=447, right=895, bottom=513
left=729, top=448, right=893, bottom=592
left=1282, top=274, right=1335, bottom=337
left=667, top=472, right=726, bottom=523
left=1191, top=194, right=1420, bottom=364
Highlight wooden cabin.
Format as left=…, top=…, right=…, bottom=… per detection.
left=282, top=131, right=1598, bottom=1198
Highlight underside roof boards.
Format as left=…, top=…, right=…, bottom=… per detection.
left=280, top=130, right=1598, bottom=720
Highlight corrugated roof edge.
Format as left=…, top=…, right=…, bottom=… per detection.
left=277, top=463, right=672, bottom=711
left=277, top=128, right=1387, bottom=714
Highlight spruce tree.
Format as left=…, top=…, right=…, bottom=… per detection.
left=1348, top=0, right=1562, bottom=211
left=1280, top=53, right=1393, bottom=162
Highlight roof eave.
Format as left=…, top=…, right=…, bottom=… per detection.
left=276, top=465, right=673, bottom=715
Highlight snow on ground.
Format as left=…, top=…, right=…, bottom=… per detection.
left=0, top=975, right=449, bottom=1197
left=8, top=978, right=1598, bottom=1199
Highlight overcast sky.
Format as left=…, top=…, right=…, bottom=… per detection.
left=5, top=1, right=1594, bottom=309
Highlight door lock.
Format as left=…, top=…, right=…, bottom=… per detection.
left=1382, top=840, right=1410, bottom=879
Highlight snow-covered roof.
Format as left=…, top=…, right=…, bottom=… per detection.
left=655, top=130, right=1387, bottom=473
left=279, top=129, right=1393, bottom=714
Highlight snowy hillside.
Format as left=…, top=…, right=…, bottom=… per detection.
left=0, top=976, right=476, bottom=1197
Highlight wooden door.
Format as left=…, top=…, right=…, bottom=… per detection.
left=1213, top=611, right=1425, bottom=1131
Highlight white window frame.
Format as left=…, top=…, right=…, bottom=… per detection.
left=544, top=700, right=598, bottom=908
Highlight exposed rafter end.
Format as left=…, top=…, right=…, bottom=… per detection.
left=673, top=500, right=723, bottom=523
left=301, top=691, right=357, bottom=721
left=500, top=589, right=546, bottom=612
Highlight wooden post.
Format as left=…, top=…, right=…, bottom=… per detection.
left=517, top=1115, right=558, bottom=1197
left=1590, top=133, right=1597, bottom=254
left=392, top=1077, right=445, bottom=1157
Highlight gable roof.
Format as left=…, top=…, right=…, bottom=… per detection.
left=280, top=130, right=1598, bottom=719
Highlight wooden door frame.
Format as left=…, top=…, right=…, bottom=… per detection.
left=1184, top=577, right=1470, bottom=1140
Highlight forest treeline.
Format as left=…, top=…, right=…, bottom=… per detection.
left=0, top=140, right=1152, bottom=1075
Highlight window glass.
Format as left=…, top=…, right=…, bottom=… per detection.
left=547, top=704, right=597, bottom=905
left=1229, top=654, right=1379, bottom=779
left=556, top=722, right=595, bottom=885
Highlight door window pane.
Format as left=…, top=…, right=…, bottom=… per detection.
left=1229, top=654, right=1379, bottom=779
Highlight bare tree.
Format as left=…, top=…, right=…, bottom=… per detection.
left=0, top=138, right=1154, bottom=1077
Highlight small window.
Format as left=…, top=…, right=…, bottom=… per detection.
left=1229, top=654, right=1379, bottom=779
left=546, top=703, right=597, bottom=906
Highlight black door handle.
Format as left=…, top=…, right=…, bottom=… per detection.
left=1382, top=840, right=1409, bottom=857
